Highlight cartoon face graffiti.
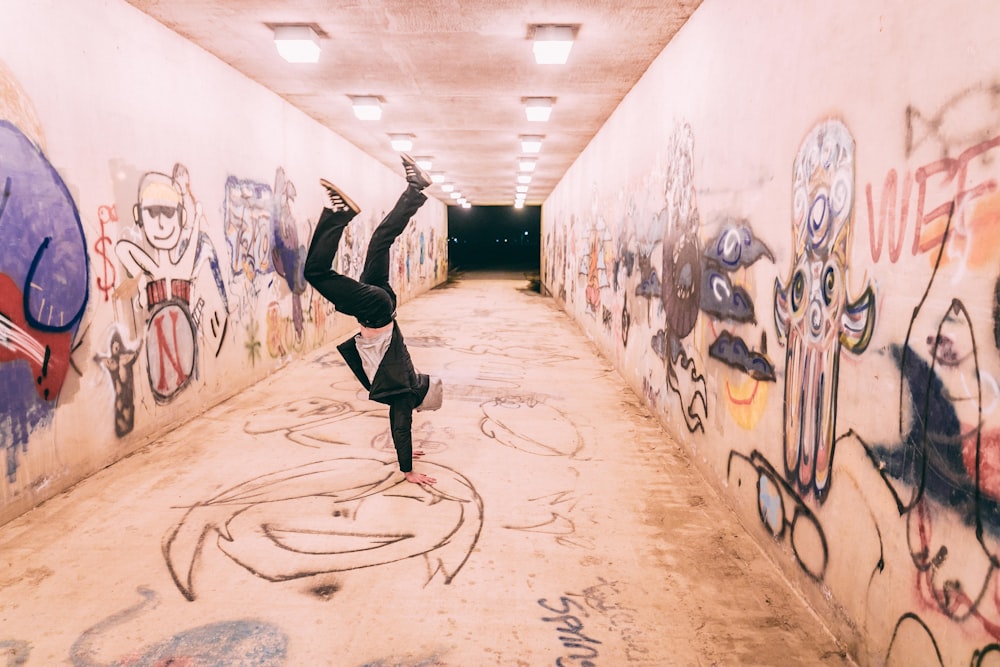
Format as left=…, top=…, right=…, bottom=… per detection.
left=774, top=120, right=875, bottom=500
left=164, top=458, right=483, bottom=600
left=134, top=173, right=186, bottom=251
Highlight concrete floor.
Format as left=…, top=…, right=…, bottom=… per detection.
left=0, top=273, right=854, bottom=666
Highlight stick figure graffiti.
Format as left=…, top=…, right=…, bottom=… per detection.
left=116, top=167, right=199, bottom=403
left=115, top=164, right=229, bottom=404
left=163, top=458, right=483, bottom=601
left=774, top=119, right=875, bottom=501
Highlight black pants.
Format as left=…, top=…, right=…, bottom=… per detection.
left=304, top=185, right=427, bottom=327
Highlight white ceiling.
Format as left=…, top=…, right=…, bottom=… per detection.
left=124, top=0, right=702, bottom=207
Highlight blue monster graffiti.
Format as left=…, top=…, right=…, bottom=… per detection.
left=0, top=119, right=89, bottom=481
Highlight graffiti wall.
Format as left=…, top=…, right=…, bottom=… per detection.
left=542, top=0, right=1000, bottom=664
left=0, top=2, right=446, bottom=525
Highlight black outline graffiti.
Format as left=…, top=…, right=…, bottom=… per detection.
left=163, top=458, right=483, bottom=601
left=727, top=449, right=829, bottom=582
left=502, top=490, right=596, bottom=550
left=480, top=397, right=586, bottom=457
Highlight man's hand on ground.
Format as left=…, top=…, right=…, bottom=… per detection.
left=404, top=471, right=437, bottom=485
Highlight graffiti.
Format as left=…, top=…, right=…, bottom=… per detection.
left=0, top=640, right=29, bottom=666
left=579, top=578, right=649, bottom=661
left=538, top=595, right=603, bottom=666
left=620, top=294, right=631, bottom=347
left=696, top=220, right=776, bottom=431
left=163, top=458, right=483, bottom=601
left=93, top=328, right=141, bottom=437
left=242, top=396, right=360, bottom=447
left=884, top=613, right=944, bottom=666
left=503, top=490, right=595, bottom=550
left=651, top=329, right=707, bottom=433
left=358, top=654, right=449, bottom=667
left=905, top=85, right=1000, bottom=158
left=270, top=167, right=308, bottom=340
left=374, top=416, right=448, bottom=459
left=580, top=215, right=613, bottom=314
left=866, top=135, right=1000, bottom=265
left=0, top=119, right=89, bottom=481
left=600, top=305, right=612, bottom=330
left=995, top=275, right=1000, bottom=351
left=480, top=397, right=584, bottom=457
left=94, top=205, right=118, bottom=301
left=114, top=164, right=231, bottom=403
left=700, top=220, right=774, bottom=323
left=660, top=126, right=702, bottom=339
left=70, top=587, right=287, bottom=666
left=245, top=319, right=262, bottom=366
left=774, top=119, right=875, bottom=501
left=649, top=123, right=709, bottom=434
left=266, top=301, right=287, bottom=358
left=176, top=166, right=231, bottom=358
left=452, top=342, right=579, bottom=367
left=708, top=330, right=775, bottom=381
left=145, top=298, right=195, bottom=401
left=850, top=186, right=1000, bottom=639
left=727, top=449, right=828, bottom=581
left=224, top=175, right=273, bottom=317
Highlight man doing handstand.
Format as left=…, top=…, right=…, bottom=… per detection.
left=304, top=154, right=442, bottom=485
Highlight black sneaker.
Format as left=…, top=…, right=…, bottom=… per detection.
left=400, top=153, right=432, bottom=190
left=319, top=179, right=360, bottom=214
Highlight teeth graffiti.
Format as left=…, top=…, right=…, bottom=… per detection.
left=774, top=120, right=875, bottom=500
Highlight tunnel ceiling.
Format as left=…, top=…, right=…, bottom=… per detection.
left=124, top=0, right=702, bottom=207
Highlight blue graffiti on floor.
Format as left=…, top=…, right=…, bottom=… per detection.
left=0, top=639, right=30, bottom=666
left=70, top=587, right=287, bottom=666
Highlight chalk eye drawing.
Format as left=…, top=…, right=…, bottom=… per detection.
left=480, top=397, right=584, bottom=457
left=163, top=458, right=483, bottom=601
left=70, top=587, right=287, bottom=666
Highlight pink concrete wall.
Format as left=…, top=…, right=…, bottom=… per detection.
left=543, top=0, right=1000, bottom=663
left=0, top=1, right=447, bottom=526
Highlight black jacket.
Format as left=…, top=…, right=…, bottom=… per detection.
left=337, top=322, right=429, bottom=472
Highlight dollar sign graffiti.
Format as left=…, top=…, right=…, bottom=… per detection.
left=94, top=204, right=118, bottom=301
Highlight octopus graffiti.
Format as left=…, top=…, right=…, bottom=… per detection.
left=774, top=119, right=875, bottom=501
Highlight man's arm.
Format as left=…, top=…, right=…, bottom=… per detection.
left=388, top=400, right=436, bottom=485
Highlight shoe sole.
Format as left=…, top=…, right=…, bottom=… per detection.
left=400, top=153, right=432, bottom=189
left=319, top=178, right=360, bottom=214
